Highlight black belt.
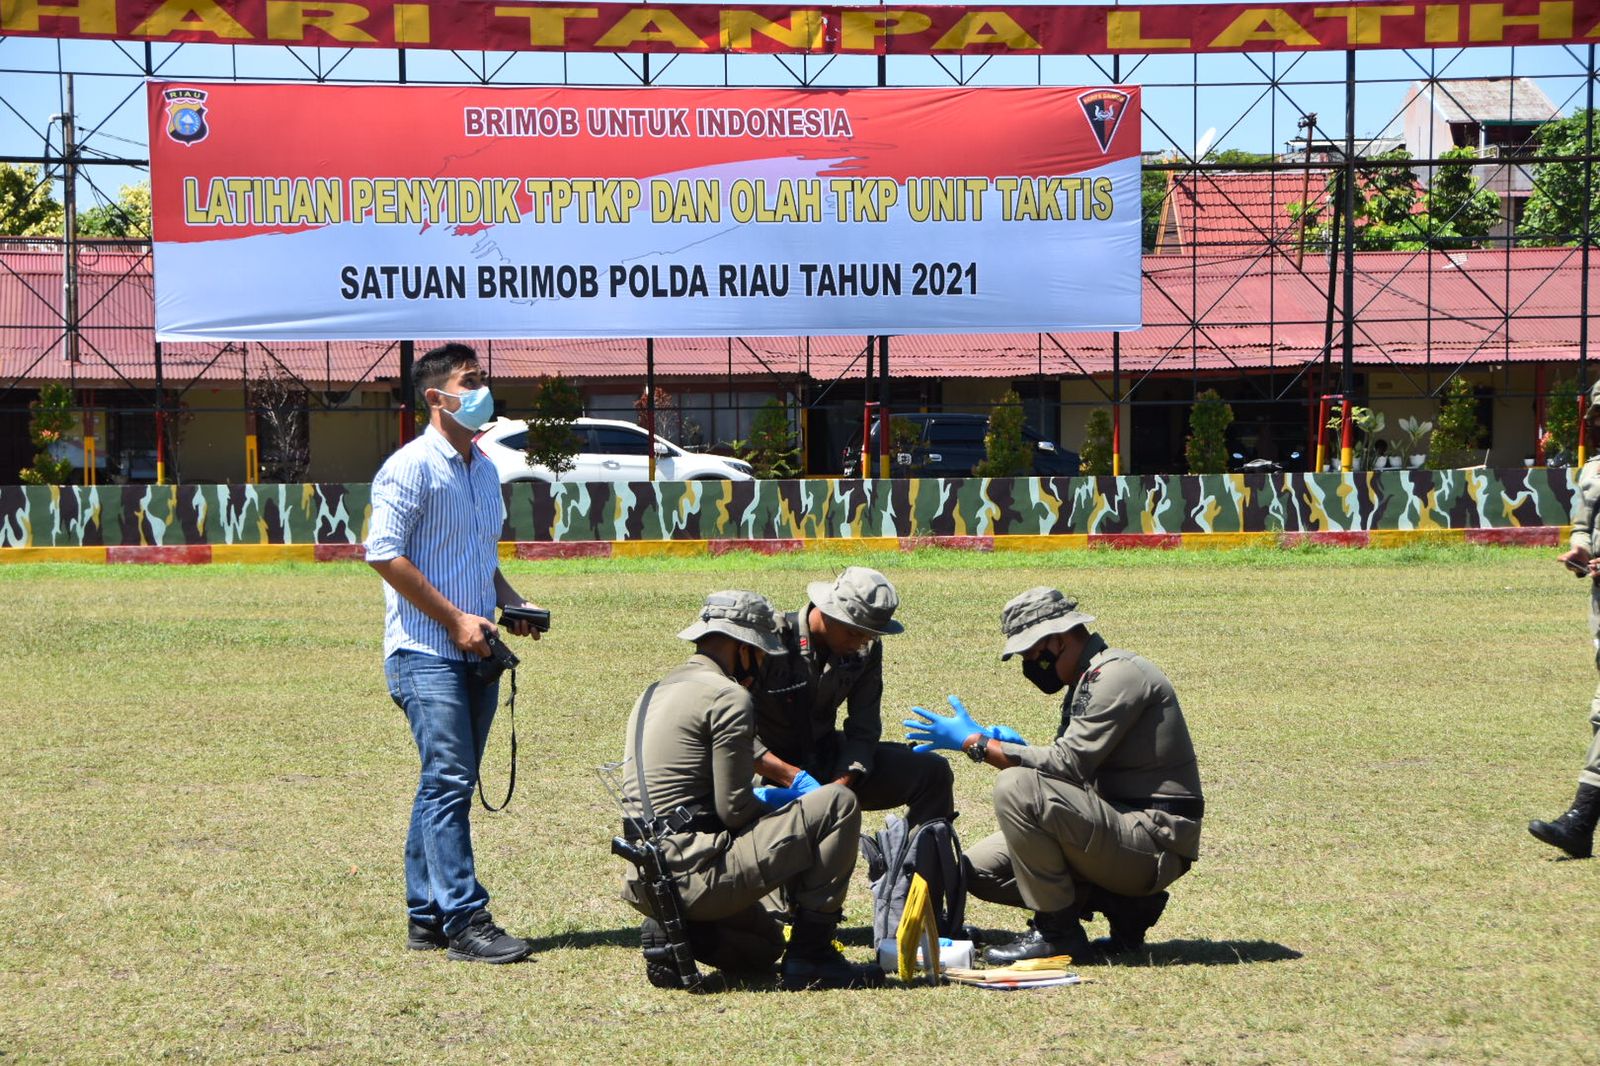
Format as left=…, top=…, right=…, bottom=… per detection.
left=1132, top=796, right=1205, bottom=820
left=622, top=806, right=726, bottom=842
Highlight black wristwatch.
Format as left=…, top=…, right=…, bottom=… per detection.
left=965, top=735, right=990, bottom=763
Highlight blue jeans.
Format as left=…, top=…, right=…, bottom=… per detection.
left=385, top=650, right=499, bottom=935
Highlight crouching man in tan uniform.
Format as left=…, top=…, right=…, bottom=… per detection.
left=906, top=587, right=1203, bottom=964
left=619, top=590, right=884, bottom=991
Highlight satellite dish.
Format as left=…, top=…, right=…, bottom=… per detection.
left=1193, top=127, right=1217, bottom=162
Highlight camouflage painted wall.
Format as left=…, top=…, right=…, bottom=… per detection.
left=0, top=469, right=1577, bottom=548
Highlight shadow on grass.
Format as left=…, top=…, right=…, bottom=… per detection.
left=1111, top=939, right=1302, bottom=967
left=526, top=926, right=640, bottom=952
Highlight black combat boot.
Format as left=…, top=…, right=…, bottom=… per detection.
left=982, top=907, right=1091, bottom=965
left=1083, top=889, right=1169, bottom=955
left=779, top=910, right=886, bottom=991
left=639, top=917, right=688, bottom=989
left=1528, top=783, right=1600, bottom=859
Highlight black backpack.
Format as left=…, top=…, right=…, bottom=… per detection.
left=859, top=814, right=967, bottom=944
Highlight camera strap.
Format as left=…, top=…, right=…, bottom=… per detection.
left=477, top=666, right=517, bottom=812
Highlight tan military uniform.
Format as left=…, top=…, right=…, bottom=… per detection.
left=619, top=654, right=862, bottom=922
left=966, top=633, right=1203, bottom=913
left=1567, top=456, right=1600, bottom=789
left=755, top=608, right=955, bottom=825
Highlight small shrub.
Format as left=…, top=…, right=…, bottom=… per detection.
left=733, top=399, right=801, bottom=479
left=1080, top=409, right=1114, bottom=476
left=1184, top=389, right=1234, bottom=474
left=1426, top=377, right=1485, bottom=470
left=973, top=391, right=1028, bottom=477
left=19, top=382, right=74, bottom=485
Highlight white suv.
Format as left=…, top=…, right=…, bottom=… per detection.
left=476, top=417, right=756, bottom=484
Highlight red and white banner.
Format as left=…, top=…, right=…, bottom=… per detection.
left=148, top=82, right=1141, bottom=340
left=15, top=2, right=1600, bottom=56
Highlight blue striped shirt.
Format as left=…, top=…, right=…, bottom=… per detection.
left=366, top=425, right=506, bottom=660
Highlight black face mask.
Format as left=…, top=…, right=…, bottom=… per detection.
left=731, top=646, right=762, bottom=687
left=1021, top=650, right=1065, bottom=694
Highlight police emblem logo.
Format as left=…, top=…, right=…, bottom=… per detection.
left=163, top=88, right=209, bottom=146
left=1078, top=89, right=1131, bottom=153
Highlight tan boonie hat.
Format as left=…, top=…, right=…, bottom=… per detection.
left=677, top=590, right=787, bottom=655
left=1588, top=379, right=1600, bottom=410
left=807, top=566, right=904, bottom=636
left=999, top=587, right=1096, bottom=660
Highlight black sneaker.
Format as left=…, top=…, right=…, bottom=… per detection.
left=406, top=919, right=449, bottom=951
left=446, top=910, right=533, bottom=964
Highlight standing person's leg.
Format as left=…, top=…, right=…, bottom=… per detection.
left=390, top=652, right=490, bottom=930
left=1530, top=588, right=1600, bottom=858
left=847, top=742, right=956, bottom=827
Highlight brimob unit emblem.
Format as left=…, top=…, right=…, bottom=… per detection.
left=164, top=88, right=209, bottom=146
left=1078, top=89, right=1130, bottom=153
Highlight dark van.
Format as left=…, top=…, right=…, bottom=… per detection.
left=842, top=412, right=1080, bottom=477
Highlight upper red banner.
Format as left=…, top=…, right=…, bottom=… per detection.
left=8, top=0, right=1600, bottom=55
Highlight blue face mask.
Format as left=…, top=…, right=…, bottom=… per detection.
left=441, top=385, right=494, bottom=430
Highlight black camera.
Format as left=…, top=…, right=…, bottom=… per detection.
left=473, top=629, right=521, bottom=683
left=499, top=605, right=551, bottom=633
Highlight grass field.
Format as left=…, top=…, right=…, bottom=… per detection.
left=2, top=546, right=1598, bottom=1064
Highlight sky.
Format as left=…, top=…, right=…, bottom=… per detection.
left=0, top=21, right=1594, bottom=215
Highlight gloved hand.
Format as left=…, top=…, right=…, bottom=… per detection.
left=904, top=694, right=987, bottom=753
left=753, top=785, right=804, bottom=810
left=986, top=723, right=1027, bottom=745
left=791, top=770, right=823, bottom=794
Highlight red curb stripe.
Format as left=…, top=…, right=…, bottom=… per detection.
left=1089, top=533, right=1182, bottom=550
left=314, top=543, right=368, bottom=562
left=1464, top=526, right=1560, bottom=547
left=512, top=541, right=612, bottom=560
left=106, top=545, right=212, bottom=565
left=899, top=536, right=994, bottom=552
left=1282, top=531, right=1370, bottom=547
left=707, top=539, right=805, bottom=556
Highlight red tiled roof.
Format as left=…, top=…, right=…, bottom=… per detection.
left=0, top=241, right=1592, bottom=385
left=1154, top=170, right=1334, bottom=257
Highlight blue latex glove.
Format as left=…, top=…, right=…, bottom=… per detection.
left=903, top=695, right=987, bottom=753
left=753, top=785, right=804, bottom=810
left=791, top=770, right=823, bottom=795
left=987, top=724, right=1027, bottom=745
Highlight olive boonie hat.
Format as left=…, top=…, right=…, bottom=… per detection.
left=807, top=566, right=904, bottom=636
left=999, top=587, right=1095, bottom=660
left=677, top=590, right=787, bottom=655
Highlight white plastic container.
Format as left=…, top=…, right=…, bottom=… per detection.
left=877, top=937, right=975, bottom=973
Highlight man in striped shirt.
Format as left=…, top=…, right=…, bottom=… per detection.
left=366, top=342, right=542, bottom=964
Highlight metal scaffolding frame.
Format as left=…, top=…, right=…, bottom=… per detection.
left=0, top=33, right=1596, bottom=477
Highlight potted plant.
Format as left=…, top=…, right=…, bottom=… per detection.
left=1396, top=415, right=1433, bottom=468
left=1325, top=406, right=1387, bottom=470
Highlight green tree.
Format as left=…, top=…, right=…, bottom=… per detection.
left=1426, top=377, right=1486, bottom=469
left=974, top=391, right=1029, bottom=477
left=0, top=163, right=63, bottom=237
left=1080, top=409, right=1114, bottom=476
left=1184, top=389, right=1234, bottom=473
left=524, top=375, right=585, bottom=478
left=734, top=399, right=801, bottom=479
left=1518, top=109, right=1600, bottom=246
left=78, top=181, right=152, bottom=238
left=19, top=382, right=75, bottom=485
left=1428, top=147, right=1502, bottom=247
left=1291, top=147, right=1500, bottom=251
